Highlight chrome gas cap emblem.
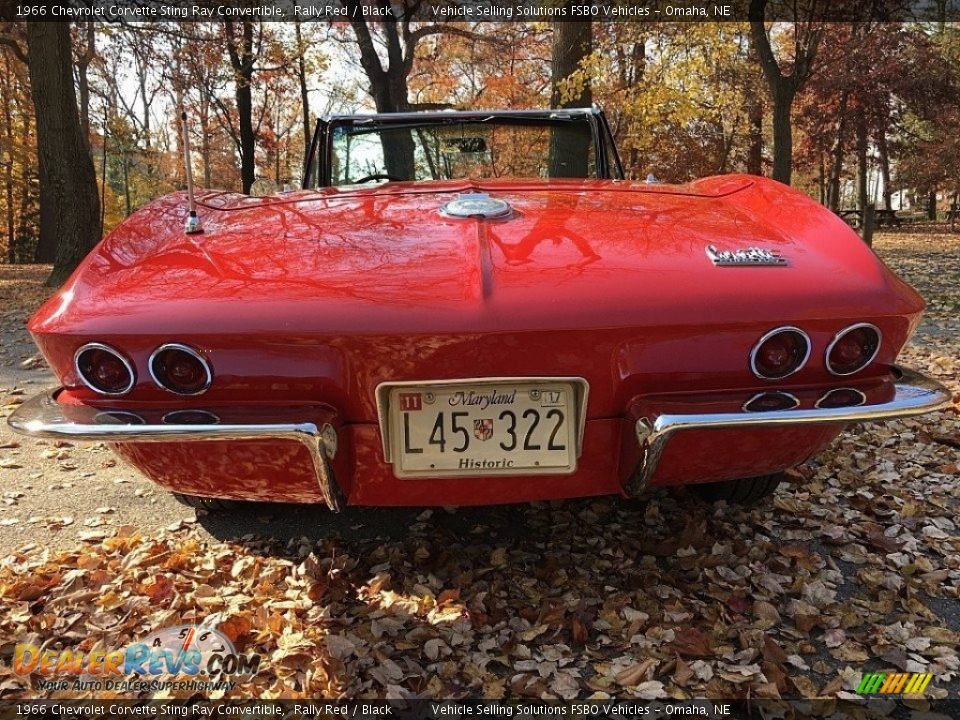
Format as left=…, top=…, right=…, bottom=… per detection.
left=440, top=192, right=512, bottom=219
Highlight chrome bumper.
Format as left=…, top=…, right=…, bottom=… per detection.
left=6, top=391, right=343, bottom=512
left=625, top=367, right=953, bottom=497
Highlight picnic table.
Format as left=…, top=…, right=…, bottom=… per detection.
left=875, top=209, right=902, bottom=227
left=837, top=209, right=862, bottom=225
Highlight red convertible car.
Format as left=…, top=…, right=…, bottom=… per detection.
left=8, top=108, right=951, bottom=512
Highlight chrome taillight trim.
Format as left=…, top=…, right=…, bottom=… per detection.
left=626, top=366, right=951, bottom=497
left=74, top=342, right=136, bottom=396
left=825, top=323, right=882, bottom=376
left=93, top=411, right=145, bottom=425
left=815, top=388, right=867, bottom=409
left=749, top=326, right=811, bottom=380
left=162, top=409, right=220, bottom=425
left=742, top=391, right=800, bottom=413
left=7, top=390, right=342, bottom=512
left=149, top=343, right=213, bottom=396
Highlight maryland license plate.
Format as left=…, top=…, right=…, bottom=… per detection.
left=379, top=379, right=586, bottom=478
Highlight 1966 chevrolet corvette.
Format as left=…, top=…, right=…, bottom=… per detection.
left=8, top=108, right=951, bottom=512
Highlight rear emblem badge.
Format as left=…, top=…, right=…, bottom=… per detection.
left=706, top=245, right=787, bottom=266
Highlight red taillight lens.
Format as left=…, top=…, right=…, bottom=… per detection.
left=743, top=392, right=800, bottom=413
left=750, top=328, right=810, bottom=380
left=816, top=388, right=866, bottom=408
left=826, top=324, right=881, bottom=376
left=75, top=344, right=134, bottom=395
left=149, top=345, right=211, bottom=395
left=163, top=410, right=219, bottom=425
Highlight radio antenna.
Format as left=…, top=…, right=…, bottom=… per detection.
left=180, top=111, right=203, bottom=234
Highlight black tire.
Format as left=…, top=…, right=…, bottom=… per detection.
left=171, top=492, right=240, bottom=513
left=691, top=472, right=785, bottom=505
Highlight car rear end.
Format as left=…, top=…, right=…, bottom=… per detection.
left=8, top=178, right=951, bottom=508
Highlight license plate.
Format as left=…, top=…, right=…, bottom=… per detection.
left=378, top=379, right=586, bottom=478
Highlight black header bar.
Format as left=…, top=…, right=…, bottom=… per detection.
left=4, top=699, right=960, bottom=718
left=2, top=0, right=959, bottom=23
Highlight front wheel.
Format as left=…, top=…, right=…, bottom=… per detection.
left=171, top=492, right=241, bottom=513
left=691, top=472, right=785, bottom=505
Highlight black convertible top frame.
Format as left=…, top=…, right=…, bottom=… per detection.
left=303, top=106, right=624, bottom=189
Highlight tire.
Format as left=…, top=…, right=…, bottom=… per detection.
left=691, top=472, right=785, bottom=505
left=171, top=492, right=241, bottom=513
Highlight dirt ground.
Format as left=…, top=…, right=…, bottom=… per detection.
left=0, top=231, right=957, bottom=700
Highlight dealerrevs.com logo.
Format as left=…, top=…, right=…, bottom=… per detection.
left=13, top=624, right=261, bottom=692
left=856, top=672, right=934, bottom=695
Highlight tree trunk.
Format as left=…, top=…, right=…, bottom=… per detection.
left=747, top=98, right=763, bottom=175
left=745, top=38, right=763, bottom=176
left=818, top=152, right=825, bottom=205
left=201, top=115, right=212, bottom=188
left=274, top=103, right=281, bottom=182
left=749, top=2, right=821, bottom=187
left=2, top=54, right=15, bottom=263
left=856, top=116, right=868, bottom=213
left=550, top=14, right=591, bottom=108
left=139, top=63, right=150, bottom=148
left=927, top=190, right=937, bottom=221
left=343, top=11, right=432, bottom=179
left=26, top=22, right=100, bottom=286
left=877, top=128, right=892, bottom=210
left=121, top=151, right=131, bottom=216
left=75, top=23, right=94, bottom=147
left=769, top=84, right=794, bottom=185
left=295, top=20, right=311, bottom=173
left=549, top=8, right=592, bottom=178
left=225, top=20, right=256, bottom=194
left=99, top=110, right=107, bottom=239
left=827, top=91, right=849, bottom=211
left=370, top=74, right=414, bottom=179
left=862, top=203, right=875, bottom=247
left=17, top=105, right=35, bottom=260
left=236, top=77, right=255, bottom=193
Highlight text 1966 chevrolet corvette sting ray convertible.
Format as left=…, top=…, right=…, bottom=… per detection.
left=8, top=108, right=951, bottom=512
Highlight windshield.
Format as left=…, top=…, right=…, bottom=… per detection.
left=328, top=116, right=601, bottom=186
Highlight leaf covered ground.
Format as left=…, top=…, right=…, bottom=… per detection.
left=0, top=233, right=958, bottom=701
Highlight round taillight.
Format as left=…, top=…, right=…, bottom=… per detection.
left=74, top=343, right=135, bottom=396
left=163, top=409, right=219, bottom=425
left=815, top=388, right=866, bottom=409
left=149, top=344, right=211, bottom=395
left=750, top=327, right=810, bottom=380
left=826, top=324, right=881, bottom=376
left=743, top=391, right=800, bottom=413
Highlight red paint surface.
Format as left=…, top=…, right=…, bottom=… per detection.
left=27, top=176, right=925, bottom=504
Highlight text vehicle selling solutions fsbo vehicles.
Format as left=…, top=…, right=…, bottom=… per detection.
left=8, top=108, right=951, bottom=512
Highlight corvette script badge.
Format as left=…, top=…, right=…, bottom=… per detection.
left=706, top=245, right=787, bottom=267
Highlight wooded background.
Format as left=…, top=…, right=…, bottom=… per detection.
left=1, top=8, right=959, bottom=285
